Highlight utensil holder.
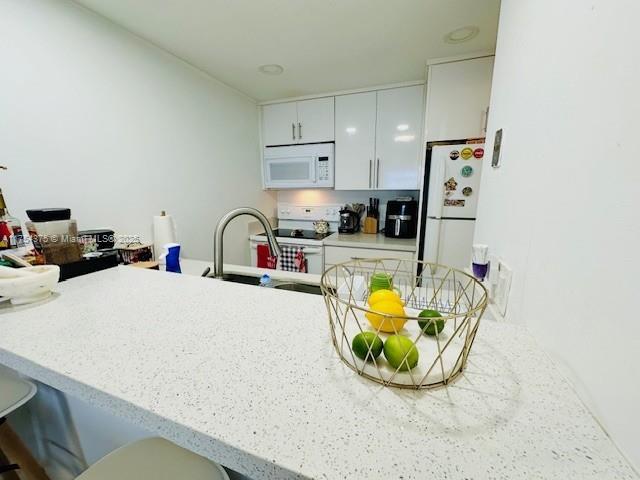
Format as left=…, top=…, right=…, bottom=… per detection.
left=362, top=217, right=378, bottom=234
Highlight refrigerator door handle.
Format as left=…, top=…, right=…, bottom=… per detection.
left=426, top=152, right=445, bottom=219
left=423, top=217, right=441, bottom=265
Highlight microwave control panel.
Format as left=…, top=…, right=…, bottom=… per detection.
left=318, top=156, right=330, bottom=181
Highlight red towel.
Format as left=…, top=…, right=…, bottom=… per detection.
left=256, top=243, right=277, bottom=269
left=295, top=248, right=307, bottom=273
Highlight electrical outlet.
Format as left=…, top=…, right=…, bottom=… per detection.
left=487, top=254, right=500, bottom=288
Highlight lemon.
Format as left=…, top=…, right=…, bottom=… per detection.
left=365, top=300, right=407, bottom=333
left=367, top=289, right=403, bottom=307
left=418, top=309, right=445, bottom=336
left=383, top=335, right=419, bottom=371
left=352, top=332, right=384, bottom=362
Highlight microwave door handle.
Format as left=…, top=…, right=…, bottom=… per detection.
left=311, top=157, right=317, bottom=183
left=264, top=159, right=271, bottom=185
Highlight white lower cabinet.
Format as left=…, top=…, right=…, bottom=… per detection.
left=324, top=245, right=414, bottom=271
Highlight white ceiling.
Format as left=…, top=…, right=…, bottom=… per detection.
left=73, top=0, right=500, bottom=101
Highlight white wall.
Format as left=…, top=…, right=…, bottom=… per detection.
left=475, top=0, right=639, bottom=469
left=0, top=0, right=276, bottom=264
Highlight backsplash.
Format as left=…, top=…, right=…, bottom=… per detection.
left=276, top=190, right=420, bottom=223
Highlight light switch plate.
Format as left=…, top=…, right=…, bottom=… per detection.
left=491, top=128, right=503, bottom=168
left=487, top=255, right=500, bottom=287
left=494, top=260, right=512, bottom=316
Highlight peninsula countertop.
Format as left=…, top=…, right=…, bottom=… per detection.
left=0, top=267, right=635, bottom=479
left=323, top=232, right=417, bottom=252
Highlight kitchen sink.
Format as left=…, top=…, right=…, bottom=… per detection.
left=219, top=273, right=261, bottom=286
left=205, top=271, right=323, bottom=296
left=272, top=283, right=322, bottom=295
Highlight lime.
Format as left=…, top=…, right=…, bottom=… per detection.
left=367, top=289, right=403, bottom=307
left=370, top=273, right=393, bottom=292
left=418, top=309, right=445, bottom=336
left=365, top=300, right=407, bottom=333
left=383, top=335, right=419, bottom=371
left=352, top=332, right=384, bottom=362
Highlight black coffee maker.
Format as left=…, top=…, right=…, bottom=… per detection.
left=338, top=208, right=360, bottom=234
left=385, top=198, right=418, bottom=238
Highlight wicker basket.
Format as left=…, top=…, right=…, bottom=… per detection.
left=320, top=259, right=488, bottom=389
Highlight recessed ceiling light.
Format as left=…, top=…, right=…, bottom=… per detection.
left=258, top=64, right=284, bottom=75
left=444, top=26, right=480, bottom=44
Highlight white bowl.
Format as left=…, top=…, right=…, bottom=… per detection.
left=0, top=265, right=60, bottom=305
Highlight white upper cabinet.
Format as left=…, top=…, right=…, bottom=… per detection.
left=261, top=101, right=298, bottom=146
left=335, top=85, right=424, bottom=190
left=375, top=85, right=424, bottom=190
left=425, top=56, right=494, bottom=141
left=296, top=97, right=334, bottom=144
left=262, top=97, right=334, bottom=146
left=334, top=92, right=377, bottom=190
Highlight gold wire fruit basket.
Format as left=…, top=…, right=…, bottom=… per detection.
left=320, top=259, right=488, bottom=390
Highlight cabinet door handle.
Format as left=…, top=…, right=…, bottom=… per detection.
left=292, top=123, right=296, bottom=141
left=369, top=159, right=372, bottom=188
left=483, top=107, right=490, bottom=133
left=376, top=158, right=380, bottom=188
left=298, top=122, right=302, bottom=140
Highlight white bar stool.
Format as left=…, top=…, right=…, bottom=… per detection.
left=0, top=365, right=49, bottom=480
left=76, top=437, right=229, bottom=480
left=0, top=366, right=228, bottom=480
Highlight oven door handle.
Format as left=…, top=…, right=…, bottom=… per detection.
left=251, top=244, right=322, bottom=255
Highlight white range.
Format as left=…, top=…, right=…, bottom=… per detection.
left=249, top=203, right=341, bottom=274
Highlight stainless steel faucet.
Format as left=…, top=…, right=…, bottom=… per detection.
left=213, top=207, right=281, bottom=278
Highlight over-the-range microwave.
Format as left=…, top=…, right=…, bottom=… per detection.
left=263, top=142, right=334, bottom=189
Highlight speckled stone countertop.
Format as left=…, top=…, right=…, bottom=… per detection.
left=0, top=267, right=636, bottom=480
left=323, top=232, right=417, bottom=252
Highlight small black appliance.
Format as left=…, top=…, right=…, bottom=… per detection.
left=338, top=208, right=360, bottom=234
left=385, top=198, right=418, bottom=238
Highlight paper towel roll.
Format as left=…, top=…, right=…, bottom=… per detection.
left=153, top=212, right=177, bottom=261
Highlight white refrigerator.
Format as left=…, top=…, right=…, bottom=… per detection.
left=420, top=143, right=485, bottom=270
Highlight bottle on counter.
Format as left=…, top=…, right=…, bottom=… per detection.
left=0, top=189, right=25, bottom=250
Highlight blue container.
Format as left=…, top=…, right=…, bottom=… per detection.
left=161, top=243, right=181, bottom=274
